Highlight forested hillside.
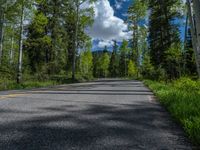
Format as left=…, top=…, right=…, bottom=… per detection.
left=0, top=0, right=199, bottom=86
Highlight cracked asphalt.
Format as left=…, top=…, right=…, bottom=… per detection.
left=0, top=79, right=194, bottom=150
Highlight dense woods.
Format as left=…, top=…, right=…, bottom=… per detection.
left=0, top=0, right=200, bottom=87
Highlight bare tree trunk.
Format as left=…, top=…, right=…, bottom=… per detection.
left=0, top=8, right=5, bottom=65
left=187, top=0, right=200, bottom=77
left=124, top=54, right=126, bottom=77
left=17, top=2, right=24, bottom=84
left=10, top=33, right=14, bottom=64
left=192, top=0, right=200, bottom=77
left=183, top=13, right=189, bottom=74
left=72, top=1, right=79, bottom=81
left=135, top=24, right=139, bottom=78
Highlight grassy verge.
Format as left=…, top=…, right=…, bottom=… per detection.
left=0, top=80, right=58, bottom=91
left=0, top=75, right=94, bottom=91
left=144, top=78, right=200, bottom=146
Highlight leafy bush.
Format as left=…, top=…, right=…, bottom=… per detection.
left=173, top=77, right=200, bottom=92
left=128, top=60, right=137, bottom=77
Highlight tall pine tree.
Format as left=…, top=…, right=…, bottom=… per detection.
left=149, top=0, right=182, bottom=78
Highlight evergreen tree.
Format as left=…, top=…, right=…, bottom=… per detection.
left=148, top=0, right=182, bottom=78
left=128, top=0, right=147, bottom=74
left=165, top=43, right=182, bottom=79
left=119, top=40, right=129, bottom=77
left=25, top=6, right=51, bottom=73
left=141, top=53, right=155, bottom=79
left=100, top=52, right=110, bottom=78
left=25, top=0, right=67, bottom=76
left=109, top=41, right=119, bottom=77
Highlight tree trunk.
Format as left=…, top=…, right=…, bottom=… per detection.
left=72, top=1, right=79, bottom=81
left=183, top=13, right=189, bottom=74
left=135, top=24, right=139, bottom=78
left=187, top=0, right=200, bottom=77
left=0, top=8, right=5, bottom=65
left=10, top=34, right=14, bottom=64
left=17, top=1, right=24, bottom=84
left=192, top=0, right=200, bottom=77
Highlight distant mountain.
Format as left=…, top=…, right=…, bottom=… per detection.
left=92, top=50, right=112, bottom=56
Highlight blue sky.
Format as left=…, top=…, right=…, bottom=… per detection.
left=109, top=0, right=132, bottom=19
left=86, top=0, right=133, bottom=50
left=88, top=0, right=185, bottom=51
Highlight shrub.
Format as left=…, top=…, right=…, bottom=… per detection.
left=173, top=77, right=200, bottom=92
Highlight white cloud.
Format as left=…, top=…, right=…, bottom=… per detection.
left=115, top=0, right=122, bottom=9
left=87, top=0, right=132, bottom=48
left=114, top=0, right=129, bottom=10
left=98, top=40, right=114, bottom=48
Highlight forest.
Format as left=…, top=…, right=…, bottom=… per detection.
left=0, top=0, right=200, bottom=146
left=0, top=0, right=199, bottom=85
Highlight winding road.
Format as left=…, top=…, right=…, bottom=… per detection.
left=0, top=79, right=193, bottom=149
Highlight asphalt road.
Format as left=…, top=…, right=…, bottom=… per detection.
left=0, top=79, right=193, bottom=150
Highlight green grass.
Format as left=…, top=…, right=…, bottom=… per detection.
left=0, top=74, right=93, bottom=91
left=0, top=80, right=58, bottom=91
left=144, top=78, right=200, bottom=146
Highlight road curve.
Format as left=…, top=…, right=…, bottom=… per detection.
left=0, top=79, right=193, bottom=150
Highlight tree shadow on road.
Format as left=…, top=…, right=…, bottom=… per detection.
left=0, top=101, right=193, bottom=150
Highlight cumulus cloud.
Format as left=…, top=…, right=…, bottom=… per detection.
left=98, top=40, right=114, bottom=48
left=87, top=0, right=132, bottom=48
left=115, top=0, right=122, bottom=9
left=114, top=0, right=129, bottom=10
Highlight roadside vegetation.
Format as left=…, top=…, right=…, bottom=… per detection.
left=144, top=78, right=200, bottom=146
left=0, top=79, right=57, bottom=91
left=0, top=74, right=91, bottom=91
